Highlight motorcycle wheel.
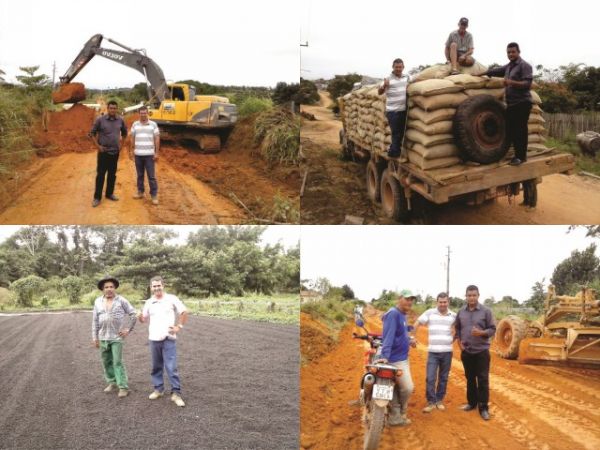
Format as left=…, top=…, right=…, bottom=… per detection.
left=363, top=404, right=386, bottom=450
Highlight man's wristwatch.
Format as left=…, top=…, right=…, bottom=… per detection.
left=177, top=324, right=184, bottom=329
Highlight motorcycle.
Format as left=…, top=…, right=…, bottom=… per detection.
left=353, top=323, right=403, bottom=450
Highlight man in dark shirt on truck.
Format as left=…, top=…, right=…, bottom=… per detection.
left=455, top=284, right=496, bottom=421
left=482, top=42, right=533, bottom=166
left=89, top=100, right=127, bottom=207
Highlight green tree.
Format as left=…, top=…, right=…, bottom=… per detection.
left=326, top=73, right=361, bottom=112
left=0, top=68, right=5, bottom=83
left=372, top=289, right=397, bottom=310
left=483, top=297, right=495, bottom=307
left=551, top=244, right=600, bottom=294
left=341, top=284, right=355, bottom=300
left=62, top=275, right=85, bottom=304
left=524, top=280, right=546, bottom=313
left=16, top=66, right=50, bottom=89
left=10, top=275, right=45, bottom=307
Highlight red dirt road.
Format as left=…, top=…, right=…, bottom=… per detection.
left=300, top=93, right=600, bottom=224
left=300, top=307, right=600, bottom=450
left=0, top=313, right=299, bottom=449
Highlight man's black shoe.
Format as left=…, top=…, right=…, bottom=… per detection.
left=461, top=404, right=477, bottom=411
left=480, top=409, right=490, bottom=420
left=106, top=195, right=119, bottom=201
left=509, top=157, right=522, bottom=166
left=92, top=199, right=100, bottom=207
left=387, top=151, right=400, bottom=158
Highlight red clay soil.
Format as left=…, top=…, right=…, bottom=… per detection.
left=161, top=114, right=301, bottom=222
left=41, top=103, right=97, bottom=154
left=301, top=305, right=600, bottom=450
left=300, top=312, right=335, bottom=364
left=51, top=82, right=86, bottom=104
left=0, top=313, right=299, bottom=449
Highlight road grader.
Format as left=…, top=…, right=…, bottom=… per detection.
left=495, top=285, right=600, bottom=367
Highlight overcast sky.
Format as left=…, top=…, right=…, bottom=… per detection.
left=300, top=0, right=600, bottom=80
left=0, top=0, right=298, bottom=88
left=301, top=225, right=596, bottom=303
left=0, top=225, right=300, bottom=249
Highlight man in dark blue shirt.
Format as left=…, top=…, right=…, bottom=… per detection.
left=89, top=100, right=127, bottom=207
left=483, top=42, right=533, bottom=166
left=455, top=284, right=496, bottom=420
left=379, top=289, right=416, bottom=426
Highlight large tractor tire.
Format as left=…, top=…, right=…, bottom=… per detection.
left=453, top=95, right=509, bottom=164
left=495, top=315, right=528, bottom=359
left=366, top=159, right=383, bottom=202
left=363, top=404, right=385, bottom=450
left=522, top=179, right=538, bottom=207
left=380, top=169, right=409, bottom=222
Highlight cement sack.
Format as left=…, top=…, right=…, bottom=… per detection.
left=408, top=107, right=456, bottom=125
left=528, top=134, right=545, bottom=143
left=530, top=91, right=542, bottom=104
left=408, top=119, right=453, bottom=135
left=405, top=129, right=454, bottom=147
left=408, top=142, right=460, bottom=160
left=486, top=77, right=505, bottom=88
left=532, top=104, right=543, bottom=114
left=408, top=151, right=461, bottom=170
left=464, top=88, right=505, bottom=100
left=459, top=61, right=488, bottom=76
left=528, top=123, right=546, bottom=134
left=410, top=92, right=468, bottom=111
left=528, top=143, right=550, bottom=151
left=408, top=79, right=464, bottom=97
left=528, top=113, right=545, bottom=124
left=444, top=74, right=487, bottom=89
left=412, top=64, right=452, bottom=82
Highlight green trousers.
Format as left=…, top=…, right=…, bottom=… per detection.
left=100, top=340, right=128, bottom=389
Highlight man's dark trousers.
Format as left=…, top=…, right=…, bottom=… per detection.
left=461, top=349, right=490, bottom=411
left=94, top=152, right=119, bottom=200
left=386, top=110, right=407, bottom=157
left=506, top=102, right=532, bottom=161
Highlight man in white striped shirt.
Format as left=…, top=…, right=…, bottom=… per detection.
left=412, top=292, right=456, bottom=413
left=129, top=106, right=160, bottom=205
left=378, top=58, right=410, bottom=161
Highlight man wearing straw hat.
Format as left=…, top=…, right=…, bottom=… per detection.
left=92, top=276, right=137, bottom=398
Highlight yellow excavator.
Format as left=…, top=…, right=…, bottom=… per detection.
left=54, top=34, right=237, bottom=152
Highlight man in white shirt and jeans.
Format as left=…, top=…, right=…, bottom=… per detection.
left=129, top=106, right=160, bottom=205
left=139, top=275, right=188, bottom=407
left=378, top=58, right=410, bottom=161
left=412, top=292, right=456, bottom=413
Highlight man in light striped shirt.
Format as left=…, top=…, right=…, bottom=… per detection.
left=378, top=58, right=410, bottom=160
left=412, top=292, right=456, bottom=413
left=129, top=106, right=160, bottom=205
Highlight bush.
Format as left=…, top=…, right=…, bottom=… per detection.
left=238, top=96, right=273, bottom=117
left=254, top=108, right=300, bottom=165
left=10, top=275, right=45, bottom=307
left=61, top=275, right=85, bottom=305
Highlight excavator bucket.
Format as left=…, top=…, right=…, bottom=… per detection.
left=52, top=83, right=86, bottom=104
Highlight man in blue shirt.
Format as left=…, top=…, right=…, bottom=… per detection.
left=378, top=289, right=416, bottom=426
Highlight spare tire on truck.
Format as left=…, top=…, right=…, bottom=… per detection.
left=495, top=315, right=528, bottom=359
left=453, top=95, right=509, bottom=164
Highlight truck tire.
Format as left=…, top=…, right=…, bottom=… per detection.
left=366, top=160, right=382, bottom=202
left=380, top=169, right=408, bottom=222
left=453, top=95, right=509, bottom=164
left=523, top=179, right=537, bottom=207
left=495, top=315, right=528, bottom=359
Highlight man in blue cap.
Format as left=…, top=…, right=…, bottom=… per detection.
left=378, top=289, right=417, bottom=426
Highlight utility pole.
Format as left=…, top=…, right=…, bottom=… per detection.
left=52, top=61, right=56, bottom=86
left=445, top=246, right=451, bottom=297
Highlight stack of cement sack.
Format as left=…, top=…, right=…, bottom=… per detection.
left=341, top=63, right=548, bottom=171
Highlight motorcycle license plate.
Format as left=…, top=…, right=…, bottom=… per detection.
left=372, top=384, right=394, bottom=400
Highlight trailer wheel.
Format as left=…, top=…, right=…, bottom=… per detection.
left=366, top=159, right=383, bottom=202
left=410, top=193, right=434, bottom=224
left=523, top=179, right=537, bottom=207
left=453, top=95, right=509, bottom=164
left=495, top=315, right=528, bottom=359
left=380, top=169, right=408, bottom=222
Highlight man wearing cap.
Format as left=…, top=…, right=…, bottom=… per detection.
left=378, top=289, right=417, bottom=426
left=138, top=275, right=188, bottom=407
left=445, top=18, right=475, bottom=75
left=412, top=292, right=456, bottom=413
left=92, top=276, right=137, bottom=398
left=455, top=285, right=496, bottom=420
left=480, top=42, right=533, bottom=166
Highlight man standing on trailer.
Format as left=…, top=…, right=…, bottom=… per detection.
left=378, top=58, right=410, bottom=161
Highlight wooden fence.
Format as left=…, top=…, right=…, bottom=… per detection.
left=543, top=112, right=600, bottom=140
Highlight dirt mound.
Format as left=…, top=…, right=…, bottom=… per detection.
left=300, top=312, right=335, bottom=364
left=161, top=114, right=300, bottom=222
left=52, top=83, right=86, bottom=104
left=42, top=104, right=97, bottom=154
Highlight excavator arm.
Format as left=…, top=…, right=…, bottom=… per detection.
left=57, top=33, right=170, bottom=105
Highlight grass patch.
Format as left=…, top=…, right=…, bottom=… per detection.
left=546, top=134, right=600, bottom=176
left=254, top=108, right=300, bottom=165
left=301, top=297, right=354, bottom=336
left=238, top=96, right=273, bottom=117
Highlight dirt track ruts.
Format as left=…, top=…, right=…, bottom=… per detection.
left=0, top=313, right=299, bottom=449
left=300, top=306, right=600, bottom=450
